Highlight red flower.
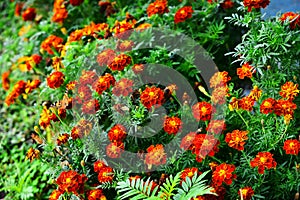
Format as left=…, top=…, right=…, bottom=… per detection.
left=112, top=78, right=134, bottom=97
left=132, top=64, right=145, bottom=74
left=56, top=170, right=87, bottom=194
left=248, top=85, right=262, bottom=101
left=112, top=20, right=135, bottom=39
left=70, top=0, right=84, bottom=6
left=238, top=96, right=255, bottom=111
left=25, top=79, right=41, bottom=94
left=237, top=63, right=255, bottom=79
left=116, top=40, right=134, bottom=52
left=212, top=163, right=236, bottom=186
left=87, top=189, right=107, bottom=200
left=221, top=0, right=234, bottom=9
left=250, top=152, right=277, bottom=174
left=280, top=12, right=300, bottom=29
left=56, top=133, right=69, bottom=145
left=238, top=186, right=254, bottom=200
left=97, top=166, right=114, bottom=183
left=79, top=70, right=98, bottom=85
left=97, top=49, right=116, bottom=66
left=108, top=54, right=132, bottom=71
left=32, top=54, right=42, bottom=64
left=274, top=99, right=297, bottom=116
left=163, top=116, right=182, bottom=135
left=71, top=126, right=84, bottom=140
left=279, top=81, right=299, bottom=100
left=145, top=144, right=167, bottom=168
left=225, top=130, right=248, bottom=151
left=94, top=160, right=108, bottom=173
left=49, top=189, right=63, bottom=200
left=209, top=71, right=231, bottom=88
left=108, top=124, right=127, bottom=142
left=192, top=102, right=213, bottom=121
left=140, top=86, right=164, bottom=109
left=174, top=6, right=193, bottom=24
left=192, top=134, right=220, bottom=162
left=283, top=139, right=300, bottom=155
left=5, top=80, right=27, bottom=106
left=260, top=98, right=276, bottom=114
left=180, top=132, right=196, bottom=150
left=243, top=0, right=270, bottom=12
left=2, top=71, right=10, bottom=91
left=211, top=86, right=228, bottom=105
left=22, top=8, right=36, bottom=21
left=15, top=2, right=24, bottom=16
left=106, top=142, right=125, bottom=158
left=180, top=167, right=201, bottom=182
left=147, top=0, right=169, bottom=17
left=52, top=8, right=68, bottom=23
left=47, top=71, right=65, bottom=89
left=41, top=35, right=64, bottom=55
left=82, top=99, right=100, bottom=114
left=206, top=120, right=226, bottom=135
left=93, top=73, right=115, bottom=95
left=76, top=86, right=92, bottom=103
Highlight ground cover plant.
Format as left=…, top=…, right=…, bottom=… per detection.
left=0, top=0, right=300, bottom=199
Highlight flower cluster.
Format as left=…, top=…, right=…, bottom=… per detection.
left=94, top=161, right=114, bottom=183
left=250, top=152, right=277, bottom=174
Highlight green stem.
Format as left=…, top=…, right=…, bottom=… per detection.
left=241, top=150, right=251, bottom=167
left=236, top=110, right=249, bottom=130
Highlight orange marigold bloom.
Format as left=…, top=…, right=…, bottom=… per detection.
left=238, top=186, right=254, bottom=200
left=250, top=152, right=277, bottom=174
left=279, top=81, right=299, bottom=100
left=56, top=170, right=87, bottom=194
left=26, top=147, right=40, bottom=162
left=206, top=119, right=226, bottom=134
left=94, top=160, right=108, bottom=173
left=132, top=64, right=145, bottom=74
left=70, top=0, right=84, bottom=6
left=41, top=35, right=64, bottom=55
left=163, top=116, right=182, bottom=135
left=97, top=49, right=116, bottom=66
left=112, top=20, right=135, bottom=39
left=68, top=29, right=84, bottom=42
left=147, top=0, right=169, bottom=17
left=180, top=167, right=201, bottom=181
left=193, top=134, right=220, bottom=162
left=209, top=71, right=231, bottom=88
left=112, top=78, right=134, bottom=97
left=39, top=107, right=52, bottom=129
left=238, top=96, right=255, bottom=111
left=25, top=79, right=41, bottom=94
left=57, top=133, right=69, bottom=145
left=76, top=86, right=92, bottom=103
left=180, top=132, right=196, bottom=150
left=108, top=54, right=131, bottom=71
left=212, top=163, right=236, bottom=186
left=211, top=86, right=228, bottom=105
left=280, top=12, right=300, bottom=29
left=106, top=142, right=125, bottom=158
left=49, top=189, right=63, bottom=200
left=87, top=189, right=107, bottom=200
left=93, top=73, right=115, bottom=95
left=2, top=71, right=10, bottom=90
left=274, top=99, right=297, bottom=116
left=248, top=85, right=262, bottom=101
left=221, top=0, right=234, bottom=9
left=52, top=8, right=68, bottom=23
left=97, top=167, right=114, bottom=183
left=192, top=102, right=213, bottom=121
left=225, top=130, right=248, bottom=151
left=66, top=81, right=77, bottom=90
left=174, top=6, right=193, bottom=24
left=140, top=86, right=164, bottom=109
left=136, top=23, right=152, bottom=31
left=116, top=40, right=134, bottom=52
left=145, top=144, right=167, bottom=168
left=108, top=124, right=127, bottom=142
left=283, top=139, right=300, bottom=155
left=22, top=7, right=36, bottom=21
left=5, top=80, right=27, bottom=106
left=47, top=71, right=65, bottom=89
left=243, top=0, right=270, bottom=12
left=15, top=2, right=24, bottom=16
left=79, top=70, right=98, bottom=85
left=260, top=98, right=276, bottom=114
left=82, top=99, right=100, bottom=114
left=237, top=63, right=255, bottom=79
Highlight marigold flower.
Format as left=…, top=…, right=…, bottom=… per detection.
left=108, top=124, right=127, bottom=142
left=237, top=63, right=255, bottom=79
left=68, top=30, right=84, bottom=42
left=140, top=86, right=164, bottom=109
left=93, top=73, right=115, bottom=95
left=41, top=35, right=64, bottom=55
left=192, top=102, right=213, bottom=121
left=66, top=81, right=77, bottom=90
left=238, top=186, right=254, bottom=200
left=228, top=97, right=239, bottom=111
left=106, top=142, right=125, bottom=158
left=112, top=20, right=135, bottom=39
left=206, top=120, right=226, bottom=134
left=260, top=98, right=276, bottom=114
left=174, top=6, right=193, bottom=24
left=97, top=166, right=114, bottom=183
left=76, top=86, right=92, bottom=103
left=15, top=2, right=24, bottom=16
left=147, top=0, right=169, bottom=17
left=145, top=144, right=167, bottom=168
left=279, top=81, right=299, bottom=100
left=22, top=8, right=36, bottom=21
left=192, top=134, right=220, bottom=162
left=70, top=0, right=84, bottom=6
left=112, top=78, right=134, bottom=97
left=163, top=116, right=182, bottom=135
left=212, top=163, right=236, bottom=186
left=87, top=189, right=107, bottom=200
left=221, top=0, right=234, bottom=9
left=5, top=80, right=27, bottom=106
left=94, top=160, right=108, bottom=173
left=136, top=23, right=152, bottom=31
left=248, top=85, right=262, bottom=101
left=209, top=71, right=231, bottom=88
left=47, top=71, right=65, bottom=89
left=49, top=189, right=63, bottom=200
left=108, top=54, right=131, bottom=71
left=132, top=64, right=145, bottom=74
left=2, top=71, right=10, bottom=90
left=283, top=139, right=300, bottom=155
left=250, top=152, right=277, bottom=174
left=97, top=49, right=116, bottom=66
left=57, top=133, right=69, bottom=145
left=280, top=12, right=300, bottom=29
left=39, top=107, right=52, bottom=129
left=225, top=130, right=248, bottom=151
left=82, top=99, right=100, bottom=114
left=180, top=167, right=201, bottom=181
left=238, top=96, right=255, bottom=111
left=211, top=86, right=228, bottom=105
left=56, top=170, right=87, bottom=194
left=180, top=132, right=196, bottom=150
left=26, top=147, right=40, bottom=162
left=243, top=0, right=270, bottom=12
left=116, top=40, right=134, bottom=52
left=25, top=79, right=41, bottom=94
left=274, top=99, right=297, bottom=116
left=99, top=1, right=116, bottom=17
left=52, top=8, right=68, bottom=23
left=79, top=70, right=98, bottom=85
